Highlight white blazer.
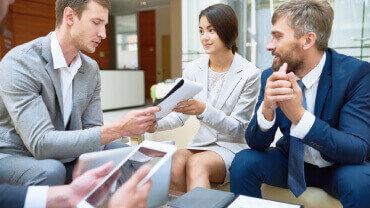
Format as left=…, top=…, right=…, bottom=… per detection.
left=157, top=53, right=261, bottom=153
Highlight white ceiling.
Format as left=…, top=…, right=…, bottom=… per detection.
left=110, top=0, right=170, bottom=16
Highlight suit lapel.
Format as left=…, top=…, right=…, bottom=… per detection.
left=70, top=56, right=87, bottom=130
left=197, top=55, right=209, bottom=102
left=215, top=54, right=242, bottom=109
left=42, top=33, right=64, bottom=119
left=315, top=50, right=332, bottom=117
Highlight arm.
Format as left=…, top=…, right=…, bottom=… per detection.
left=200, top=68, right=261, bottom=137
left=302, top=64, right=369, bottom=164
left=0, top=55, right=101, bottom=159
left=245, top=69, right=279, bottom=151
left=81, top=63, right=104, bottom=129
left=156, top=65, right=196, bottom=131
left=0, top=184, right=28, bottom=208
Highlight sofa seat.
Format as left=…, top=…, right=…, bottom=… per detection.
left=144, top=116, right=341, bottom=208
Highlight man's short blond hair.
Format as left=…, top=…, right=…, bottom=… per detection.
left=272, top=0, right=334, bottom=51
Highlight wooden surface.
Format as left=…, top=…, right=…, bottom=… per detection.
left=138, top=10, right=157, bottom=98
left=0, top=0, right=110, bottom=69
left=162, top=35, right=171, bottom=81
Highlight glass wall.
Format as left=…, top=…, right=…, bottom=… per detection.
left=182, top=0, right=369, bottom=71
left=115, top=14, right=138, bottom=69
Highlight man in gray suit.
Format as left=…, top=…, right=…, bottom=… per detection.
left=0, top=0, right=159, bottom=186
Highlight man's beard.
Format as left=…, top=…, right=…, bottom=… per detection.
left=272, top=44, right=303, bottom=73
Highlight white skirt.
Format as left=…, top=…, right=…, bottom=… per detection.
left=186, top=144, right=235, bottom=185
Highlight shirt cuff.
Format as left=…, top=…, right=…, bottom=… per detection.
left=24, top=186, right=49, bottom=208
left=290, top=110, right=315, bottom=139
left=257, top=103, right=276, bottom=131
left=196, top=103, right=208, bottom=120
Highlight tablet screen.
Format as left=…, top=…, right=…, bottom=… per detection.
left=84, top=147, right=166, bottom=206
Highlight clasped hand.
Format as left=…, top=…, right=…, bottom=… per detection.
left=146, top=99, right=206, bottom=134
left=262, top=63, right=305, bottom=125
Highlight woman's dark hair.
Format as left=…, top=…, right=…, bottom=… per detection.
left=199, top=4, right=238, bottom=54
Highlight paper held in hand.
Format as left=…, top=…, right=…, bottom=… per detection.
left=155, top=78, right=203, bottom=119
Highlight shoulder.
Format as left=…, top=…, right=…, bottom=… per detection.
left=1, top=37, right=44, bottom=64
left=184, top=54, right=209, bottom=70
left=234, top=53, right=261, bottom=79
left=0, top=37, right=45, bottom=78
left=80, top=53, right=99, bottom=70
left=329, top=49, right=370, bottom=84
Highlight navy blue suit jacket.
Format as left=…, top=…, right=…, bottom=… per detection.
left=246, top=48, right=370, bottom=164
left=0, top=184, right=28, bottom=208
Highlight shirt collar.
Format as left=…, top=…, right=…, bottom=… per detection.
left=50, top=31, right=81, bottom=71
left=301, top=52, right=326, bottom=89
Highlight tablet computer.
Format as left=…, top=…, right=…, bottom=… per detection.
left=77, top=146, right=136, bottom=176
left=77, top=141, right=177, bottom=208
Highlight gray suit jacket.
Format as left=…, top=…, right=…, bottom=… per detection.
left=0, top=33, right=102, bottom=160
left=157, top=53, right=261, bottom=153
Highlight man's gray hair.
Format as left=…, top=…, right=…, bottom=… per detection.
left=272, top=0, right=334, bottom=51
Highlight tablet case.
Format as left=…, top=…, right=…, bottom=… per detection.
left=168, top=187, right=235, bottom=208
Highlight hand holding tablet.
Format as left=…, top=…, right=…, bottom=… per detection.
left=77, top=141, right=177, bottom=208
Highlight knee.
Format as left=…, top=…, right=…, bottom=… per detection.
left=186, top=156, right=207, bottom=179
left=337, top=166, right=370, bottom=206
left=230, top=149, right=261, bottom=179
left=33, top=159, right=66, bottom=186
left=105, top=141, right=130, bottom=150
left=171, top=152, right=188, bottom=178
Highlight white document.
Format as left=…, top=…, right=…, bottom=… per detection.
left=228, top=195, right=301, bottom=208
left=155, top=78, right=203, bottom=119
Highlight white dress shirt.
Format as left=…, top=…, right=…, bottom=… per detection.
left=50, top=31, right=81, bottom=128
left=24, top=186, right=49, bottom=208
left=257, top=52, right=333, bottom=168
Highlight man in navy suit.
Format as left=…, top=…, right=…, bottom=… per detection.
left=229, top=0, right=369, bottom=207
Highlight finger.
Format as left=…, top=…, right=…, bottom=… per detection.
left=288, top=72, right=301, bottom=92
left=89, top=161, right=115, bottom=178
left=103, top=170, right=121, bottom=188
left=177, top=100, right=190, bottom=106
left=173, top=105, right=192, bottom=113
left=269, top=94, right=293, bottom=102
left=141, top=121, right=156, bottom=130
left=136, top=106, right=161, bottom=116
left=268, top=80, right=292, bottom=89
left=278, top=63, right=288, bottom=74
left=126, top=165, right=151, bottom=187
left=266, top=88, right=294, bottom=96
left=72, top=159, right=80, bottom=179
left=268, top=72, right=289, bottom=82
left=179, top=99, right=195, bottom=106
left=139, top=180, right=152, bottom=198
left=138, top=114, right=156, bottom=123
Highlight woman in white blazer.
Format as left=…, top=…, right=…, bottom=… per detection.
left=148, top=4, right=261, bottom=192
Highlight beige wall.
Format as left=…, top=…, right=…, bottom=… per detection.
left=170, top=0, right=182, bottom=78
left=155, top=6, right=171, bottom=82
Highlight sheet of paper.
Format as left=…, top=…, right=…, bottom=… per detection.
left=228, top=195, right=301, bottom=208
left=155, top=78, right=203, bottom=119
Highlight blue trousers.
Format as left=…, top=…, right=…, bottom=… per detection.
left=230, top=148, right=370, bottom=208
